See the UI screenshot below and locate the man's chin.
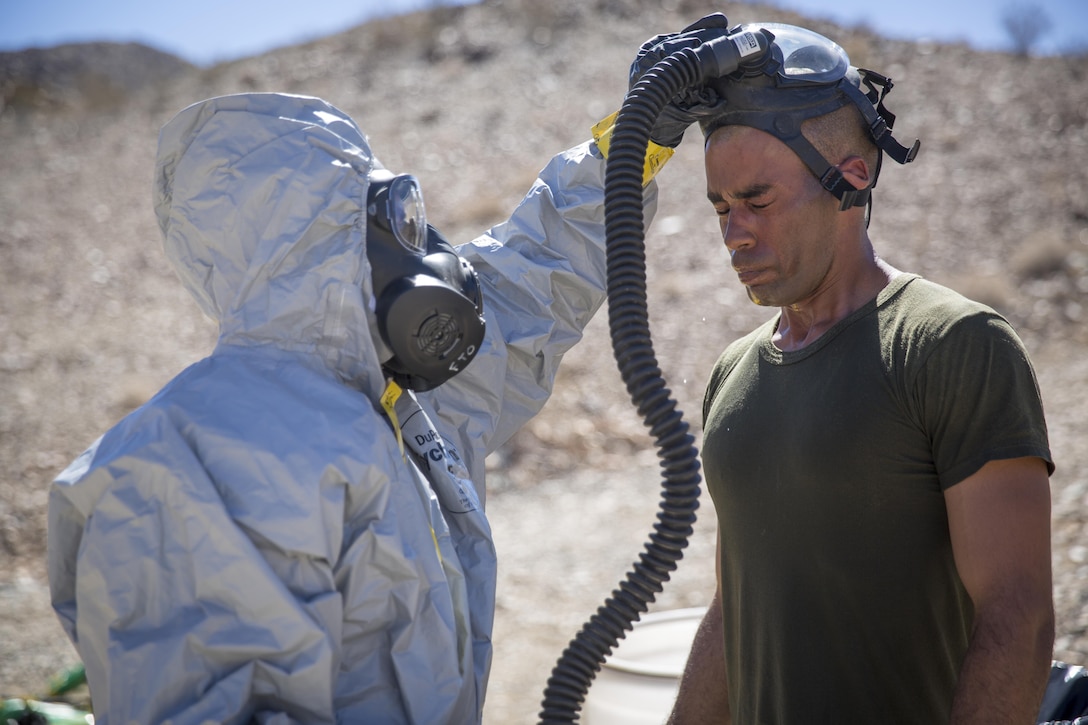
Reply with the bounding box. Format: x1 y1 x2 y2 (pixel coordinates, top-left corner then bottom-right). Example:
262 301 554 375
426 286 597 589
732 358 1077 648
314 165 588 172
745 286 776 307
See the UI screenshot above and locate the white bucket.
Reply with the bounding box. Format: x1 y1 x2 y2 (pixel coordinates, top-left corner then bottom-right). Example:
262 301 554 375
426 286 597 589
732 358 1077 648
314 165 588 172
581 607 707 725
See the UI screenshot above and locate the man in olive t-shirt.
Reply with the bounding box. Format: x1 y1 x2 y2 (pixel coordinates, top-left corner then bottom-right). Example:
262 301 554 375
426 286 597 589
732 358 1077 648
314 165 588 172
699 273 1051 723
636 16 1057 725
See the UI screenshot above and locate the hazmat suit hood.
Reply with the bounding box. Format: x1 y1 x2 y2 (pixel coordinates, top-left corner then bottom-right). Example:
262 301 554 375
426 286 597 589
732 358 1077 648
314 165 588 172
153 92 388 400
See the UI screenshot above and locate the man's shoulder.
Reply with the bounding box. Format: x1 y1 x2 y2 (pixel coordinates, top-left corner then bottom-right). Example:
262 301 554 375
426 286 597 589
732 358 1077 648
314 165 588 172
882 274 1010 340
702 317 776 416
887 274 995 316
881 274 1028 371
714 317 775 370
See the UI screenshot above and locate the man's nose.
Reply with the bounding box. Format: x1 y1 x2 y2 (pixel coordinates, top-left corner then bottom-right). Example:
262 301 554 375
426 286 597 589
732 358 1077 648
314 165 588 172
722 213 754 252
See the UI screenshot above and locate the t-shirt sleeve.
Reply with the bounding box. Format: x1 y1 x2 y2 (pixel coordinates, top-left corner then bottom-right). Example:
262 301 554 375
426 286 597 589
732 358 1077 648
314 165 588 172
913 312 1053 489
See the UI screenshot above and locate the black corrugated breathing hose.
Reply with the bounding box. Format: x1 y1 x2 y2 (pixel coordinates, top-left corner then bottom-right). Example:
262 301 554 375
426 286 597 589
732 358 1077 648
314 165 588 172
537 46 708 725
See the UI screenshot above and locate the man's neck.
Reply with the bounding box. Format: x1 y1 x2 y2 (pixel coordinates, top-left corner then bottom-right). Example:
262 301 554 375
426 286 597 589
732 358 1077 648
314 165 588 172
772 258 898 352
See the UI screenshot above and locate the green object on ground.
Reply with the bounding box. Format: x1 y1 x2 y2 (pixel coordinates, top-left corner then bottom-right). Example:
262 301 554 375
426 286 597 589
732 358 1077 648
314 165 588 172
0 698 93 724
46 664 87 698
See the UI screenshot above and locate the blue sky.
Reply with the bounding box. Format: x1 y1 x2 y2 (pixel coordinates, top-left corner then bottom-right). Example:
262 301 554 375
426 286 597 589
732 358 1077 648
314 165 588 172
1 0 1084 66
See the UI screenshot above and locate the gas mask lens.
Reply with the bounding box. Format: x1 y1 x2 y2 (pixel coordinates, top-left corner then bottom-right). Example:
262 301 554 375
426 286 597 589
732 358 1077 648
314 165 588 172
744 23 849 84
369 173 428 254
386 175 427 254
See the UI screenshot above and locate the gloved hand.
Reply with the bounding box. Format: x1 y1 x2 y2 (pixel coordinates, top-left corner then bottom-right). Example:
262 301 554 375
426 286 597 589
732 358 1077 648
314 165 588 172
629 13 733 148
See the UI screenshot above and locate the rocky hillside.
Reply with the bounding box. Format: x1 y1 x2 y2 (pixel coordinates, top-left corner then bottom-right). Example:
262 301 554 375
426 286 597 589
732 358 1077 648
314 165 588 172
1 0 1086 721
1 41 195 114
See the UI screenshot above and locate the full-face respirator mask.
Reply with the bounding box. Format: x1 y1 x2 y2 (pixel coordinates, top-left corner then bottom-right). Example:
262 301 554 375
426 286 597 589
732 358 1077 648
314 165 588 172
696 21 920 211
364 170 485 392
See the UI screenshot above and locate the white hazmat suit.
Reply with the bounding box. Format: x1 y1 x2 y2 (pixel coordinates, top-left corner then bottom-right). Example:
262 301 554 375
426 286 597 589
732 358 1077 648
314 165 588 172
47 93 657 724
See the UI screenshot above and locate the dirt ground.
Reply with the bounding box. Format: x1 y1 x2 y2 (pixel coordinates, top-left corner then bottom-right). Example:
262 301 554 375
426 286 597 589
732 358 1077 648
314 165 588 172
2 1 1086 722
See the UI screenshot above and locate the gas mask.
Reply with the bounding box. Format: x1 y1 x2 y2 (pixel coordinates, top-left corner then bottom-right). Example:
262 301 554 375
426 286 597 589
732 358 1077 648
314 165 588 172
365 170 485 392
697 22 920 210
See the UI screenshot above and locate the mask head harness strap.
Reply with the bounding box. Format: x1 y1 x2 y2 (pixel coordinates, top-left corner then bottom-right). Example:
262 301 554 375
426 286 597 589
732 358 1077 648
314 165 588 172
836 68 921 208
793 68 921 211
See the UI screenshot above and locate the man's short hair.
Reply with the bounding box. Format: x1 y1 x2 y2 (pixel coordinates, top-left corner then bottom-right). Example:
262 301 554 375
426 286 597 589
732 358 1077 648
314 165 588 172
801 104 879 178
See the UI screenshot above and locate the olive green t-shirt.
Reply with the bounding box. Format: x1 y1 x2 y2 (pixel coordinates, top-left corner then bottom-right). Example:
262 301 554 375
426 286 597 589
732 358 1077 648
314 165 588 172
701 274 1052 724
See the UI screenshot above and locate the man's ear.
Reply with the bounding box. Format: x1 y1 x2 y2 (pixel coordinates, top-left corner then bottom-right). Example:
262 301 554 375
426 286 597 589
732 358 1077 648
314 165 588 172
837 154 871 191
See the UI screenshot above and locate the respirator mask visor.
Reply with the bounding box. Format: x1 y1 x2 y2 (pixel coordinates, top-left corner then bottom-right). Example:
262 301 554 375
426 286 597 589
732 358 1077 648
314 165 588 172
701 22 920 211
373 173 428 254
754 23 850 86
365 171 485 392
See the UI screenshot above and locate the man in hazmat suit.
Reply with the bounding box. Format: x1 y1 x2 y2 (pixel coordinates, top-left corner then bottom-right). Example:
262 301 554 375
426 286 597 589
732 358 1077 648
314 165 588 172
47 92 657 724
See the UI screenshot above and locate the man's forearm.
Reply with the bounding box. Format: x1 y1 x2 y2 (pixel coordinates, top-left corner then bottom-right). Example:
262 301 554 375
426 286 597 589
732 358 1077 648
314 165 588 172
949 600 1055 724
667 592 731 724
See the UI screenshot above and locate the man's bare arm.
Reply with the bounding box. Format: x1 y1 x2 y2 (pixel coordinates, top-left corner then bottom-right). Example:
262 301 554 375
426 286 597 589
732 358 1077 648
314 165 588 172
668 535 731 724
946 457 1054 725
